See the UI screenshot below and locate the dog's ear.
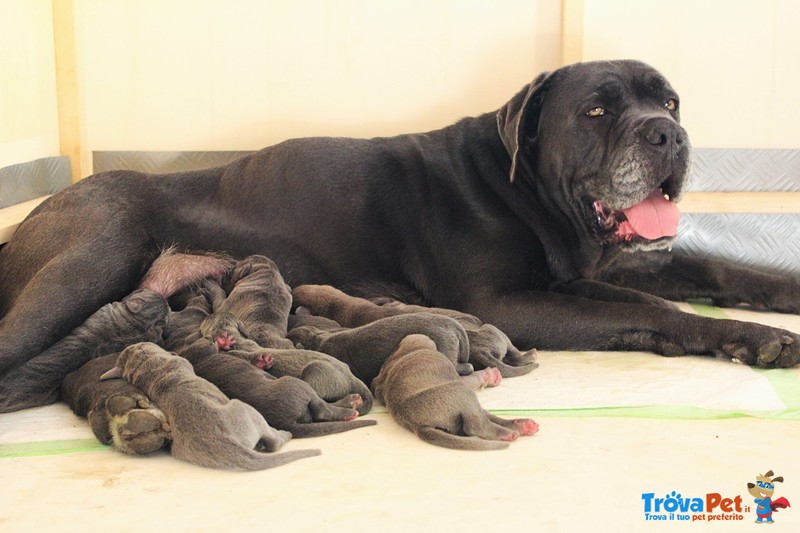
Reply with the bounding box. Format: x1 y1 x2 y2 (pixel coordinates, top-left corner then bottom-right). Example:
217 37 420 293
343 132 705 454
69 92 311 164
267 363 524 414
495 70 555 183
99 366 123 381
772 476 784 483
765 470 775 478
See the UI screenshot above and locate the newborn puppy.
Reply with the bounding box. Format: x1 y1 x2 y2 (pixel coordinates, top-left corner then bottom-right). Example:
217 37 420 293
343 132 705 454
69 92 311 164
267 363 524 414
372 335 538 451
259 344 374 415
162 279 220 352
196 311 274 369
101 342 320 470
292 284 538 376
192 353 377 438
216 255 295 349
287 311 473 384
0 289 168 413
61 353 170 456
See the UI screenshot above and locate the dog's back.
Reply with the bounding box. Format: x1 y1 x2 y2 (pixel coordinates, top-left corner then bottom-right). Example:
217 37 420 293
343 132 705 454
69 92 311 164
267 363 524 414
109 343 320 470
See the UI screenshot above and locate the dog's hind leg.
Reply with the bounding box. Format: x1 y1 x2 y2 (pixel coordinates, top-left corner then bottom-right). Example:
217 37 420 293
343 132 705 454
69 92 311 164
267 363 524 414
485 412 539 436
461 412 520 443
0 212 160 383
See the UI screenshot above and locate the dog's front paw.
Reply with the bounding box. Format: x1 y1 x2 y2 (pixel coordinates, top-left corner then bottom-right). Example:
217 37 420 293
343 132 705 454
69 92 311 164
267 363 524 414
104 394 171 455
717 328 799 368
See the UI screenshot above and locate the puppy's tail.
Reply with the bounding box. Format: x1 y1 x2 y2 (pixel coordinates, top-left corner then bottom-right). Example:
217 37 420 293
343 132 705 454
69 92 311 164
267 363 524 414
285 419 377 438
237 447 321 471
416 426 510 451
491 360 539 378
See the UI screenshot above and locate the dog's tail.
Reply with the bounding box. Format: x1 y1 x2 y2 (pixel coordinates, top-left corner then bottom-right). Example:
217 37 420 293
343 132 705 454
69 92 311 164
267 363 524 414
235 447 321 471
284 418 377 438
416 426 510 451
491 360 539 378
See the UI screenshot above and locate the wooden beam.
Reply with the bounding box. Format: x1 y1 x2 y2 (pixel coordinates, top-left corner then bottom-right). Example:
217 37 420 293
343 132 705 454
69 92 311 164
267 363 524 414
52 0 83 181
561 0 584 65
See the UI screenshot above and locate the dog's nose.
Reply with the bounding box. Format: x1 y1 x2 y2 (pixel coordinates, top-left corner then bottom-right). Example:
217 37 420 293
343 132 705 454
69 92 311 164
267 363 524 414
644 118 685 148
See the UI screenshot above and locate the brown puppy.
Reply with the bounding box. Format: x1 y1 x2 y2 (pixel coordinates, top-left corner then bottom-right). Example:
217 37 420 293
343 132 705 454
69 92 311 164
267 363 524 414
191 353 376 438
287 311 473 384
61 353 170 455
292 284 537 376
100 342 320 470
372 335 538 450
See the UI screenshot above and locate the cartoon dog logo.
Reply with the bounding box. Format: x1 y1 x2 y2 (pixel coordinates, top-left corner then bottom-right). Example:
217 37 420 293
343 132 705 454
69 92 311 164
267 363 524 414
747 470 791 524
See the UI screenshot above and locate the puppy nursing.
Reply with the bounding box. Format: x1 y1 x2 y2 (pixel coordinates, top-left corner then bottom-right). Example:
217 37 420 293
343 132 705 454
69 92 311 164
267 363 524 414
56 252 540 468
101 342 321 470
373 335 537 450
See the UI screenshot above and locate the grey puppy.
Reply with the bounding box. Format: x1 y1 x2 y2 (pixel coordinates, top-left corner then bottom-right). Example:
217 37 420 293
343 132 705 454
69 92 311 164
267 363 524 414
291 284 537 378
191 353 377 438
100 342 321 470
0 289 168 412
287 311 473 385
257 343 374 415
62 353 170 456
372 335 538 450
216 255 296 349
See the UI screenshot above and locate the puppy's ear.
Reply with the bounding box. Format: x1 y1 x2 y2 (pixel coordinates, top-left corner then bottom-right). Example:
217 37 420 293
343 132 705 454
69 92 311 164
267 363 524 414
772 476 784 483
495 70 555 183
99 366 123 380
765 470 774 478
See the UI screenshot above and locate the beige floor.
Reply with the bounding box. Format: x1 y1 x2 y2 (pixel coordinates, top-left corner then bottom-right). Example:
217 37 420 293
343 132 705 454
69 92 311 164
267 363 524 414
1 305 799 532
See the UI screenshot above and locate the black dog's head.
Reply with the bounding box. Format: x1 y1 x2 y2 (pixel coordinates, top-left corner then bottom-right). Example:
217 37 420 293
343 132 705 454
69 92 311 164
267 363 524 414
497 60 691 253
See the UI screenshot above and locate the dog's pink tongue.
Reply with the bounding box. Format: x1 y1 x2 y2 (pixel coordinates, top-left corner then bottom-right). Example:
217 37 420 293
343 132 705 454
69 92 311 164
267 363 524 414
622 191 680 240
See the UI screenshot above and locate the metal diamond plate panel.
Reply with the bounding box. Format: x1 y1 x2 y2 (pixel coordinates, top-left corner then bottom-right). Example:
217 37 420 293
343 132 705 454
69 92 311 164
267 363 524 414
675 214 800 274
690 149 800 192
0 157 72 208
92 151 254 174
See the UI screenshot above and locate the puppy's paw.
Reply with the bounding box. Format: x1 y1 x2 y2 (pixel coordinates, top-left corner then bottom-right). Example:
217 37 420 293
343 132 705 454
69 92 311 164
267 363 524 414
513 418 539 436
332 393 363 410
105 394 171 456
474 367 502 388
498 430 520 443
252 352 274 370
215 330 236 350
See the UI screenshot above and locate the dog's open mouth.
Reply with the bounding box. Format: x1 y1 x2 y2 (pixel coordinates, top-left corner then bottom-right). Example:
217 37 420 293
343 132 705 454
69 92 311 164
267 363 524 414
589 184 681 245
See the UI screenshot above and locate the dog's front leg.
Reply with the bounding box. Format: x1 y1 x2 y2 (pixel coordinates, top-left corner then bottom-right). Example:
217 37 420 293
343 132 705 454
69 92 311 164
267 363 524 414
598 251 800 313
464 290 800 368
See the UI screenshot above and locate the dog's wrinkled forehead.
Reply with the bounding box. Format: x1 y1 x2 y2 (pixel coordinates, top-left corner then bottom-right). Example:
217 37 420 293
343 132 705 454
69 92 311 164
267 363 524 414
549 60 679 117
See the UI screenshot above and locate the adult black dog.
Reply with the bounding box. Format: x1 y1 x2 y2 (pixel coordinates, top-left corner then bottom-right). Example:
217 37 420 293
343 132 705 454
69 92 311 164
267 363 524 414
1 59 799 413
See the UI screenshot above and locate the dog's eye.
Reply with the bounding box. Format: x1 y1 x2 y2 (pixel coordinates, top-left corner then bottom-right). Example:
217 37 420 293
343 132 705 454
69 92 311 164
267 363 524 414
586 107 605 117
665 98 679 112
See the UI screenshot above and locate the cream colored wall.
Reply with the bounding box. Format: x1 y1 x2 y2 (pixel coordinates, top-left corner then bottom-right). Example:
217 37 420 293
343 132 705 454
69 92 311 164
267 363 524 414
72 0 561 175
0 0 60 169
571 0 800 149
